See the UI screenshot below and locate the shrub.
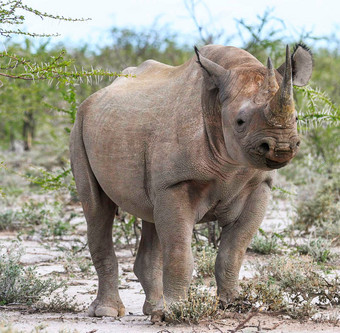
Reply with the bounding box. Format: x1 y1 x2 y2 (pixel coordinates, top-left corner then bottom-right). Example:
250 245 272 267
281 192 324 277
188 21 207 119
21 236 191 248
234 279 286 313
18 200 74 237
0 247 63 305
294 178 340 241
35 287 82 313
166 286 219 323
19 201 49 226
0 245 80 312
230 255 340 318
62 245 93 276
250 229 282 254
296 237 334 263
0 210 18 231
195 245 217 278
113 211 139 244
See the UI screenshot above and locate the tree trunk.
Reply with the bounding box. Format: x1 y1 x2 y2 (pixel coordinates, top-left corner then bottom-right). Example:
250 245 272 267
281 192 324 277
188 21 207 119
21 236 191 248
208 221 217 248
23 110 35 151
9 128 15 151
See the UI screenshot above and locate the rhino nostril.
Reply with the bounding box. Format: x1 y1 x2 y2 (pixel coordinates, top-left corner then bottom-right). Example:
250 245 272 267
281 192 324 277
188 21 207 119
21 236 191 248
258 142 270 155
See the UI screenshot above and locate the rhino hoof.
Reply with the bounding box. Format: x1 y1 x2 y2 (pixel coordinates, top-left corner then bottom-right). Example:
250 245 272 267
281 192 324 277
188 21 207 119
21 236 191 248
150 310 165 323
218 291 239 310
219 299 231 310
143 299 157 315
88 299 125 317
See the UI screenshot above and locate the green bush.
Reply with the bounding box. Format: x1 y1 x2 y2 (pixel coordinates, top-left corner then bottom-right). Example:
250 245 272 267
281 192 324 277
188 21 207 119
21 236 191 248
296 237 334 263
0 245 81 312
0 210 18 231
18 200 74 237
294 178 340 241
0 247 63 305
250 229 282 254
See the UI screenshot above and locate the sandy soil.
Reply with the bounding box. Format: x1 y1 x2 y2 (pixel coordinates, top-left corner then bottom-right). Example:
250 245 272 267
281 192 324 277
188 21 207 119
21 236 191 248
0 200 339 333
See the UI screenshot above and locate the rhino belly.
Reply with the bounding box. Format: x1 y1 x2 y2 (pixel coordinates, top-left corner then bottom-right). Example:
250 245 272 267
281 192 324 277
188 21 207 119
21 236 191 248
87 149 154 222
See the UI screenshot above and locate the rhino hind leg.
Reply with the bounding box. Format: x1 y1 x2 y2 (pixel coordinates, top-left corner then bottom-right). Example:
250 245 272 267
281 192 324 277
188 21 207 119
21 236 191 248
70 111 125 318
72 159 124 317
134 220 163 315
84 196 125 318
81 192 125 318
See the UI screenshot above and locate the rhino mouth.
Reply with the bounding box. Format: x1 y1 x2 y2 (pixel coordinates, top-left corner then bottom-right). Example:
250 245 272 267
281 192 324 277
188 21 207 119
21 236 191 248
265 158 289 169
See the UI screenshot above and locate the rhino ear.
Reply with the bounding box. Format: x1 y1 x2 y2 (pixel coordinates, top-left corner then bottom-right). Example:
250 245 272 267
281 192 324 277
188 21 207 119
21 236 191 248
194 46 230 90
277 43 313 87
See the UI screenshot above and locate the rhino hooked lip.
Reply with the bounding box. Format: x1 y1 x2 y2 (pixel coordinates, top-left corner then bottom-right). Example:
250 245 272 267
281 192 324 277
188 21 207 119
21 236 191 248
265 158 289 169
248 137 297 170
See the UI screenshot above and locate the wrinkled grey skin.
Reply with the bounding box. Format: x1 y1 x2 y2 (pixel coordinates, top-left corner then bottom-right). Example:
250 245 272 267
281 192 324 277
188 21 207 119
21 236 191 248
70 44 313 321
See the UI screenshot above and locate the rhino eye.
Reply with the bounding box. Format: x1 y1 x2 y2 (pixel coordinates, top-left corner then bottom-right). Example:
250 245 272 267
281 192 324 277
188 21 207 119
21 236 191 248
237 119 245 126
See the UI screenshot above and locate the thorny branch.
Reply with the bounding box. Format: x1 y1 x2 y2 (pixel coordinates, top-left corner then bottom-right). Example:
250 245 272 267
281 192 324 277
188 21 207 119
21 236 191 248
0 0 90 37
0 50 127 83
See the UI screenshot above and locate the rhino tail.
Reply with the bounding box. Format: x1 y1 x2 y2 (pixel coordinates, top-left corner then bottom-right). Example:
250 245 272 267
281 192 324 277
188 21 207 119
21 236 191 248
69 104 102 203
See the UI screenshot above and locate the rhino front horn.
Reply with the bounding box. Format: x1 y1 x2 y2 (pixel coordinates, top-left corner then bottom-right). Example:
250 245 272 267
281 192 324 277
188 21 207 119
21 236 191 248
279 45 294 112
265 45 295 126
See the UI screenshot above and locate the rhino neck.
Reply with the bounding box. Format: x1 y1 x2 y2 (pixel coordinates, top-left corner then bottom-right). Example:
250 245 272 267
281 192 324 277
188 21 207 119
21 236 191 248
201 87 239 166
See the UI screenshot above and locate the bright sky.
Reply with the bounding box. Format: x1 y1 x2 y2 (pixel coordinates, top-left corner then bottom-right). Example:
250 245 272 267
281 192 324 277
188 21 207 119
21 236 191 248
4 0 340 50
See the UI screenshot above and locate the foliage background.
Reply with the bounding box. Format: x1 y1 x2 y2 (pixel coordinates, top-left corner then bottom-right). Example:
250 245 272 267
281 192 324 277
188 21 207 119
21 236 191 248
0 0 339 248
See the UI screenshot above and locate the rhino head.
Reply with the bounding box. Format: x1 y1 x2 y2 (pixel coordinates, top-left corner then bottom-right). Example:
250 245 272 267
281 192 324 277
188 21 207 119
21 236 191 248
195 44 313 170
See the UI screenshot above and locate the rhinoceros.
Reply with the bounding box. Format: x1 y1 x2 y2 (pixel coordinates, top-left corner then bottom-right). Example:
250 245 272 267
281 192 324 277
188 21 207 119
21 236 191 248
70 43 312 321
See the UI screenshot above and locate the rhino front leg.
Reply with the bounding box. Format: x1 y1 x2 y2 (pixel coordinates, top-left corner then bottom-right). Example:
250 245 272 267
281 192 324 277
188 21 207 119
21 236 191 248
151 189 196 321
134 220 163 315
84 196 125 318
215 182 271 305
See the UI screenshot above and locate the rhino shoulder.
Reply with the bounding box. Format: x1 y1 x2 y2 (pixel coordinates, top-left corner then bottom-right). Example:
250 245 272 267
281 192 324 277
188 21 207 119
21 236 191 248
135 59 174 79
111 66 137 86
111 59 174 87
122 66 137 75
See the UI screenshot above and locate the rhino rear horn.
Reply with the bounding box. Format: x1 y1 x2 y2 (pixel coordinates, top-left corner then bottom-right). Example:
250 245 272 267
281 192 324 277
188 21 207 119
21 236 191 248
266 57 278 92
254 57 279 104
194 46 230 90
265 45 295 126
277 43 313 87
